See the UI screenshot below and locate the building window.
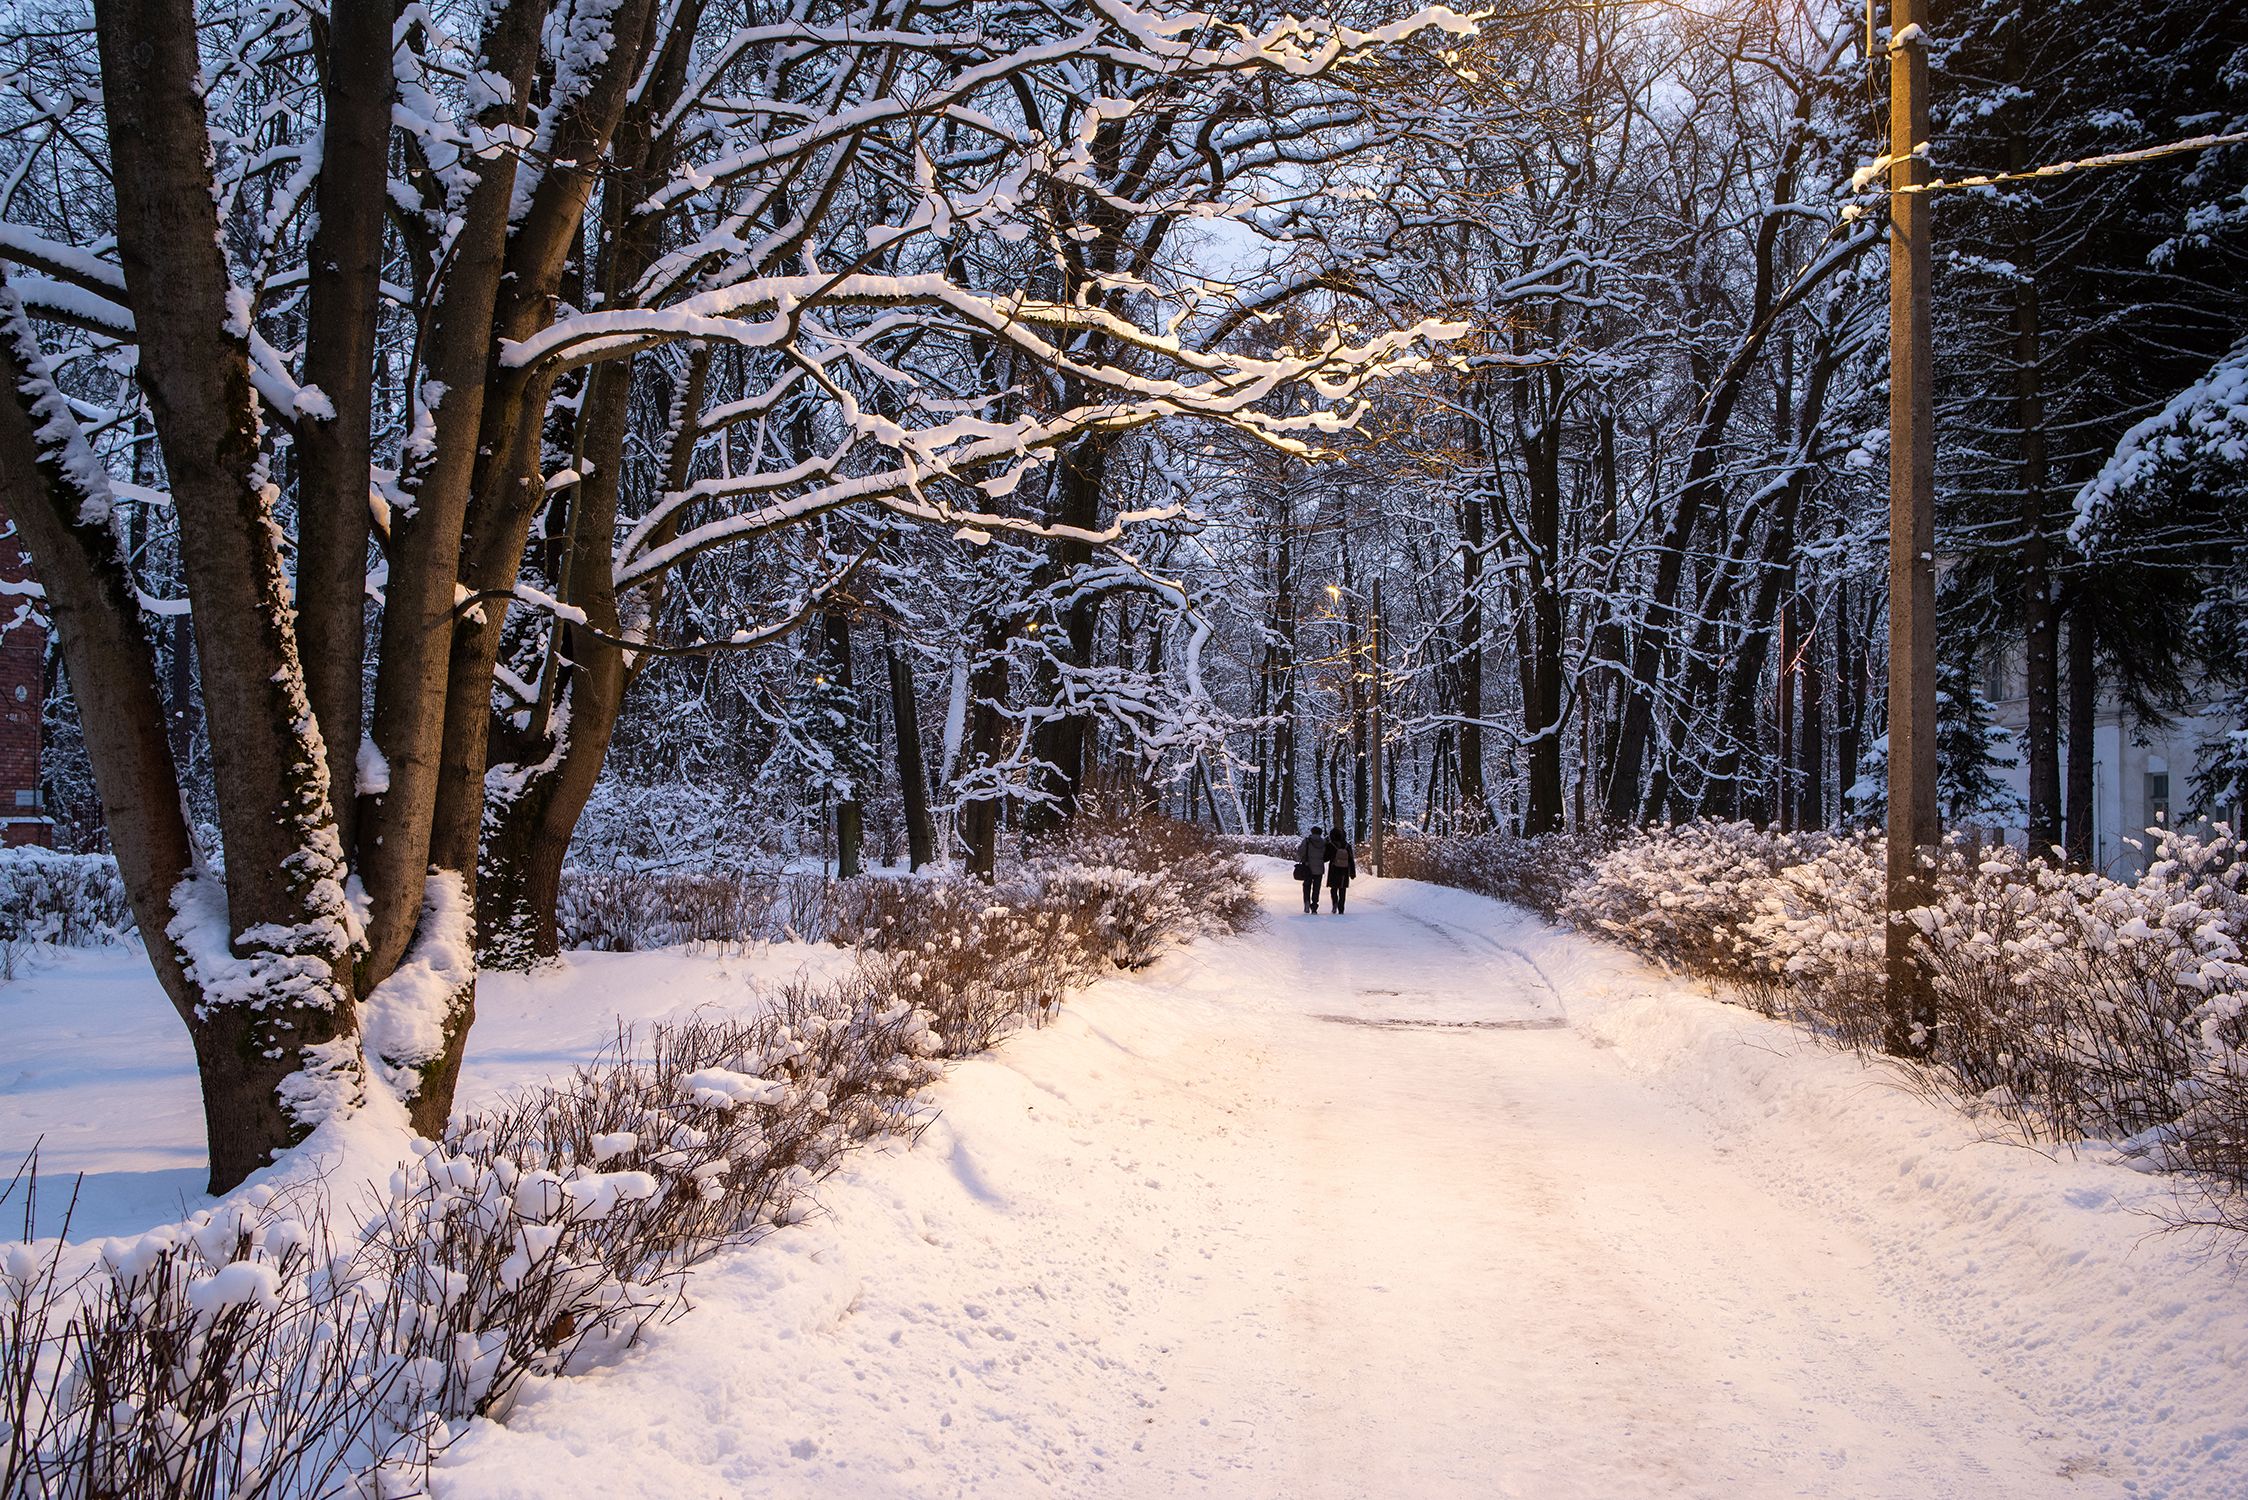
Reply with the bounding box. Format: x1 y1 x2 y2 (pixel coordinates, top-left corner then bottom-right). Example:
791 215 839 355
2147 771 2170 829
1979 648 2010 703
10 789 35 808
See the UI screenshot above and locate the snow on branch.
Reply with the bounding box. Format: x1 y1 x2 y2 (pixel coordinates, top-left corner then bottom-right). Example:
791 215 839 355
2071 338 2248 547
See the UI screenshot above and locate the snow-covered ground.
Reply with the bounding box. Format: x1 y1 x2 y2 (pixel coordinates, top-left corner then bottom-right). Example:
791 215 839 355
8 862 2247 1496
0 942 854 1240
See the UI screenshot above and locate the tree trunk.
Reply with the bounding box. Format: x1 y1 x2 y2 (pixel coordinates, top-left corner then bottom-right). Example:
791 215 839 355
961 622 1010 880
888 632 936 869
1777 583 1797 830
471 13 705 951
1025 434 1111 835
1587 410 1625 818
358 0 545 983
482 349 707 966
825 608 864 878
94 0 364 1188
1836 581 1866 822
1273 501 1299 835
1457 403 1490 823
1799 593 1826 830
2065 605 2097 866
1522 417 1566 836
296 5 393 853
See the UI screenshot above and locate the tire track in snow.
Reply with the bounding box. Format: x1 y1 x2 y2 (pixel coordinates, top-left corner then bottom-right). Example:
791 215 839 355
1394 906 1571 1026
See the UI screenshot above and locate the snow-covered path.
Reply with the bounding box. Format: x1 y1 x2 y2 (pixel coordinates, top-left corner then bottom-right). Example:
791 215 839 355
439 864 2248 1499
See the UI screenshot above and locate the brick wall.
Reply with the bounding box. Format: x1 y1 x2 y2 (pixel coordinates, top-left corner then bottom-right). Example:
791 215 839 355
0 494 50 846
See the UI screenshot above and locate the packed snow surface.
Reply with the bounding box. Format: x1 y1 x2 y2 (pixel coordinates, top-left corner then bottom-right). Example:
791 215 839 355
420 862 2246 1499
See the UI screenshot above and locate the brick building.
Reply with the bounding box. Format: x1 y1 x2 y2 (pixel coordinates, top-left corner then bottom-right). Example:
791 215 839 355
0 493 50 846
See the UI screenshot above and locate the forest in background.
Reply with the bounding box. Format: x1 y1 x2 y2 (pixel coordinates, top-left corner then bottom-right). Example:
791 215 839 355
33 0 2243 875
1 0 2243 1186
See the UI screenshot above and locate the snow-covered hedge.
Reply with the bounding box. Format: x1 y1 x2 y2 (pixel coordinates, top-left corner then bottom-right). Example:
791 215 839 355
825 815 1260 1038
1398 819 2248 1224
1561 823 1884 1030
1558 821 2248 1165
1385 825 1620 922
556 865 829 953
1035 808 1259 953
561 810 1258 969
0 847 135 967
1 823 1257 1493
0 979 944 1495
1910 830 2248 1162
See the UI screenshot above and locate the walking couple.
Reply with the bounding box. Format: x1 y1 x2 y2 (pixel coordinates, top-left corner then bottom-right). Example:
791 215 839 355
1293 828 1357 915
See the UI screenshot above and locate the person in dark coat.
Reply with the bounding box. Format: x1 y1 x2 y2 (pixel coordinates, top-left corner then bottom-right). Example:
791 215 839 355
1294 827 1328 914
1325 832 1357 914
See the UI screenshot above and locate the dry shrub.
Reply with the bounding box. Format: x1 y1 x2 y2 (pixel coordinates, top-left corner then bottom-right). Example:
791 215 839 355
556 810 1255 965
1 1163 435 1496
828 808 1256 986
834 880 1105 1053
1 982 945 1498
556 866 830 954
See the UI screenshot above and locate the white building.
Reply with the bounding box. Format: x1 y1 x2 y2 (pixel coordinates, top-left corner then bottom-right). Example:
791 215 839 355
1978 640 2241 876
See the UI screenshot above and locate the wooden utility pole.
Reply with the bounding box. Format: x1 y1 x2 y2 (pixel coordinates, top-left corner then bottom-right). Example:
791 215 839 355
1885 0 1939 1054
1371 575 1385 876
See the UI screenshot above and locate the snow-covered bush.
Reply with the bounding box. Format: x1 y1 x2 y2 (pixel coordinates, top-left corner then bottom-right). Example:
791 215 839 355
1564 823 2247 1147
1385 826 1620 918
1911 829 2248 1154
1031 808 1260 949
0 1181 435 1495
556 866 830 953
1730 830 1888 1046
0 981 944 1497
1398 818 2248 1228
1560 820 1894 1046
561 811 1256 975
1562 821 1819 982
833 878 1107 1052
0 848 136 970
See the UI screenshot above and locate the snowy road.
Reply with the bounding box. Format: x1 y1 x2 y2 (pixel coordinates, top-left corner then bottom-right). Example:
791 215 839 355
440 863 2248 1499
